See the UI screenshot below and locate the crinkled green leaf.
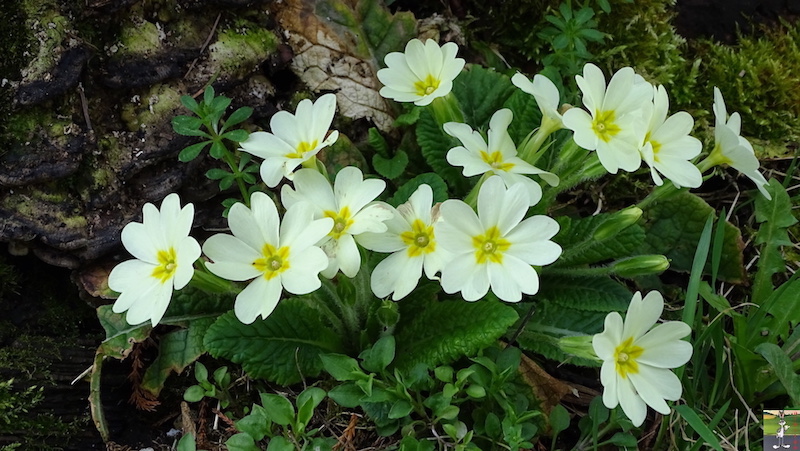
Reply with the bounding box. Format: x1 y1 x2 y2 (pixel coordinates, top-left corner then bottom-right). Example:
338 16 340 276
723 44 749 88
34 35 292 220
373 150 408 180
536 275 631 311
393 290 519 372
755 343 800 406
393 107 421 127
514 301 605 367
640 191 745 283
96 305 152 359
368 127 390 158
141 318 215 396
502 89 544 145
417 108 467 194
752 179 798 304
388 173 448 207
452 65 516 129
553 213 645 267
204 298 344 385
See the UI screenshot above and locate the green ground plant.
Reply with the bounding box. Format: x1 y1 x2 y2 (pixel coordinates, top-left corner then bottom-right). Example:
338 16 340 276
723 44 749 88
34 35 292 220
76 1 800 450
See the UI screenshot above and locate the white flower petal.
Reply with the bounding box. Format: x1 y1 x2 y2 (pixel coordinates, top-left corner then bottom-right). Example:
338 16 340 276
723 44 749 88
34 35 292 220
235 276 282 324
281 247 328 295
618 375 647 427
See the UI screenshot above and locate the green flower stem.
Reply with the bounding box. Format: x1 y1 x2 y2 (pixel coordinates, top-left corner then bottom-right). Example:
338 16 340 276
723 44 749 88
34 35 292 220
222 149 251 207
323 277 363 344
636 182 682 211
430 93 464 126
313 279 349 337
535 146 604 212
189 265 239 294
540 264 615 278
518 116 563 164
463 173 490 209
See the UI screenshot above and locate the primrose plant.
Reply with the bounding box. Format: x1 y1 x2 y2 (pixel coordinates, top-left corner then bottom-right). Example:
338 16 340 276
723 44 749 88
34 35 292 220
96 35 776 447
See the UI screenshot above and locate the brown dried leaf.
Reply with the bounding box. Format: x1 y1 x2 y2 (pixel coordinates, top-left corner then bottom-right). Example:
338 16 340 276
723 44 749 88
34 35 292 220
274 0 417 132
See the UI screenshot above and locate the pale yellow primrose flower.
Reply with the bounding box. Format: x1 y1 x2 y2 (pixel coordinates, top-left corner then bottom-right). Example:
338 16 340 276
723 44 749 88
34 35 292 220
377 39 465 106
639 85 703 188
281 167 393 279
357 184 451 300
202 192 333 324
108 193 201 326
436 176 562 302
511 72 564 128
239 93 339 187
592 291 692 427
709 87 771 199
563 63 652 174
444 109 558 206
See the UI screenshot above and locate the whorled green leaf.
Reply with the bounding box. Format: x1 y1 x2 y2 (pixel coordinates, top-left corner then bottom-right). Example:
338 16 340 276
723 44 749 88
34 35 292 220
640 191 745 283
552 213 645 267
393 291 519 372
752 179 798 304
514 301 605 367
204 298 345 385
536 275 631 312
502 89 544 145
388 173 448 207
141 317 216 396
755 343 800 406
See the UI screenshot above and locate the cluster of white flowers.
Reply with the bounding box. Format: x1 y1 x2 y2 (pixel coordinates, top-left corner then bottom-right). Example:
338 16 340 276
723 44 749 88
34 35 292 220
559 62 770 194
108 37 777 428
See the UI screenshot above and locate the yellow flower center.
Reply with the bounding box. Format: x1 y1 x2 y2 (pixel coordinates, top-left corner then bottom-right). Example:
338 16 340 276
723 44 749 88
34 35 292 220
414 74 441 96
614 336 644 379
152 248 178 284
252 243 291 280
400 219 436 257
592 110 621 143
285 139 318 159
480 151 515 172
472 226 511 264
644 132 663 163
324 206 354 239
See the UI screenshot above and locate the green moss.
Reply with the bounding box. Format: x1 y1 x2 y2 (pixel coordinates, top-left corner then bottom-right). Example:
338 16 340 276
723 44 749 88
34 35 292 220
694 22 800 144
209 19 279 77
594 0 699 106
121 83 182 131
118 18 163 57
19 0 72 82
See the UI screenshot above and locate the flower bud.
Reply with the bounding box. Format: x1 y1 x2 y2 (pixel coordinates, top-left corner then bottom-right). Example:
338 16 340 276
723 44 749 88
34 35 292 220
593 207 643 241
612 255 670 277
558 335 600 362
